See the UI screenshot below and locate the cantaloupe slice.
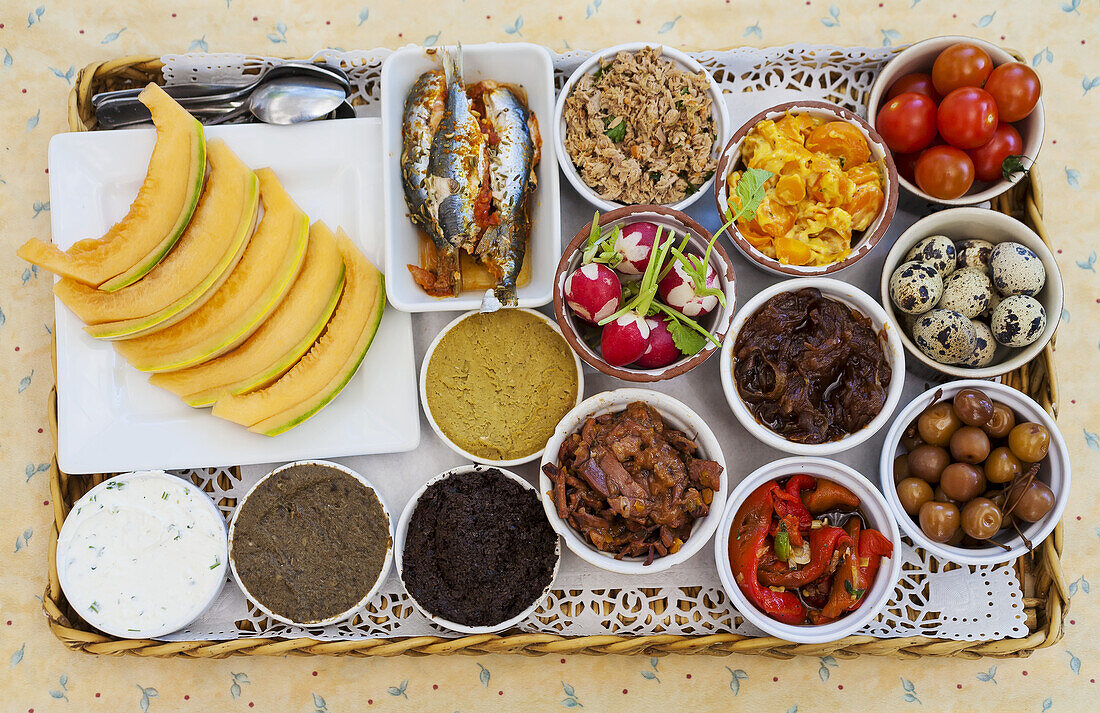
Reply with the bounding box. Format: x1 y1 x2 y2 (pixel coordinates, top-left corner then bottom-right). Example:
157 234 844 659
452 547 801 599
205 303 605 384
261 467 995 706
59 140 260 341
115 169 309 372
211 226 384 434
148 222 345 407
18 84 206 289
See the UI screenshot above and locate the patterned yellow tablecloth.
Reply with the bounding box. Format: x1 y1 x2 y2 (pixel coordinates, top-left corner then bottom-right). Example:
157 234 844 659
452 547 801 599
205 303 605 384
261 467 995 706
2 1 1097 711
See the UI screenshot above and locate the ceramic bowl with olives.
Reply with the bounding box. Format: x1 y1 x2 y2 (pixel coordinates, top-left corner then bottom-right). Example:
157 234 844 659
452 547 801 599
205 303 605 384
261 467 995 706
878 380 1069 565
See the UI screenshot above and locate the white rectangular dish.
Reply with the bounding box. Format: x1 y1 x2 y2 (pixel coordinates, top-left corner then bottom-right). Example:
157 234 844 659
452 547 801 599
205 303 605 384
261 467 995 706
379 42 561 312
50 118 420 474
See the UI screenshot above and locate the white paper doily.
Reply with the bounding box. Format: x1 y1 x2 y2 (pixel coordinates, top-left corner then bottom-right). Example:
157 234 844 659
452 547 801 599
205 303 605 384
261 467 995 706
151 46 1027 644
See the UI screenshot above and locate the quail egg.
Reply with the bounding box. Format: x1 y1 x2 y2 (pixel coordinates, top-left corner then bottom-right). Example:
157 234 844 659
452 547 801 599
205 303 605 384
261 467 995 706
890 261 943 315
990 242 1046 296
955 239 994 275
961 319 998 368
937 267 993 319
905 235 957 277
991 294 1046 347
912 309 977 365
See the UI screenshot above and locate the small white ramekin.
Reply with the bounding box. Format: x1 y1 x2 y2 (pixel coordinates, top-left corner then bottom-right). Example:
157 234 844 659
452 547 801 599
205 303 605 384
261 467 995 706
713 457 902 644
393 464 561 635
879 380 1069 566
228 460 393 628
866 35 1045 206
720 278 906 455
420 308 584 466
879 207 1063 380
554 43 730 212
539 388 728 574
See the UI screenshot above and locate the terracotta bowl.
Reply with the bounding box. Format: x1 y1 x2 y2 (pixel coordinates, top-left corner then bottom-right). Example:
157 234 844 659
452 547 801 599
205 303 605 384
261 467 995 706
552 205 737 382
713 100 899 277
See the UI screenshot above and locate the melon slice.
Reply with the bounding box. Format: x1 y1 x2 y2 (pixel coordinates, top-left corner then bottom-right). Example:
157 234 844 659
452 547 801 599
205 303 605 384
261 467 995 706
115 168 309 372
211 226 385 434
18 84 205 289
148 222 345 407
59 140 260 341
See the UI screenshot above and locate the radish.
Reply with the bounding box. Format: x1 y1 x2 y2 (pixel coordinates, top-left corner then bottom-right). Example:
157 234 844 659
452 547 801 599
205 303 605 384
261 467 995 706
564 262 622 324
634 317 681 368
658 258 721 318
600 313 650 367
614 221 660 275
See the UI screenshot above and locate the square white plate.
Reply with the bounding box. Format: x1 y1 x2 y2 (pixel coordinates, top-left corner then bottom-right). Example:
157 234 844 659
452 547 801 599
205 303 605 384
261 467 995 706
380 42 560 312
50 118 420 474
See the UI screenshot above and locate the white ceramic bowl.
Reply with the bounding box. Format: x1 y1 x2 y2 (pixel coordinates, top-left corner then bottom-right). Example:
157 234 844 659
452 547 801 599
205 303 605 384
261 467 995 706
720 278 906 455
380 42 560 312
867 35 1045 206
420 308 584 466
713 100 899 277
539 388 728 574
552 205 737 382
879 380 1069 566
56 470 228 639
228 460 393 627
554 43 730 212
393 464 561 634
879 207 1063 379
714 457 902 644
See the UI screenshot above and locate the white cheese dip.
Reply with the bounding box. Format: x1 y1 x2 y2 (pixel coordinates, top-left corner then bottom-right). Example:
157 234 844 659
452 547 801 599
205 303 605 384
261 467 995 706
56 470 228 638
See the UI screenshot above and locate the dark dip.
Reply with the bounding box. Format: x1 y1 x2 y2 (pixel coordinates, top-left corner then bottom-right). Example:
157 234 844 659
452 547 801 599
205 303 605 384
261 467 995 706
734 287 891 444
401 468 558 627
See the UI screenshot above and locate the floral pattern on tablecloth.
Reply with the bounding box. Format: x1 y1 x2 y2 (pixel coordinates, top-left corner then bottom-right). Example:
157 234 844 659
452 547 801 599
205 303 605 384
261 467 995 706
1 2 1097 711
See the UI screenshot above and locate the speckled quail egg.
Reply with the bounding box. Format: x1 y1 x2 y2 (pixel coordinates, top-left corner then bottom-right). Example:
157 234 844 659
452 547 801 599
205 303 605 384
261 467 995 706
905 235 957 277
890 261 943 315
937 267 993 319
990 242 1046 296
912 308 977 365
955 239 994 275
961 319 998 368
991 294 1046 347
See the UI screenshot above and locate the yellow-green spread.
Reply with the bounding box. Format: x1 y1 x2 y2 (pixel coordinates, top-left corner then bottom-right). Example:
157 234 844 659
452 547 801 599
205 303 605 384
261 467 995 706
425 310 579 461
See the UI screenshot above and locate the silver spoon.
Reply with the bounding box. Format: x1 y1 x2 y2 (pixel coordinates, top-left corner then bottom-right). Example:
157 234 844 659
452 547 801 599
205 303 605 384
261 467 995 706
206 75 349 125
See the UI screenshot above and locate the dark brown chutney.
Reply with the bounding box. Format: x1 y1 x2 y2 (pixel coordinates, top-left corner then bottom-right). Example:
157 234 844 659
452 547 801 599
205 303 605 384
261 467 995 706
733 287 891 444
231 463 391 625
401 468 558 627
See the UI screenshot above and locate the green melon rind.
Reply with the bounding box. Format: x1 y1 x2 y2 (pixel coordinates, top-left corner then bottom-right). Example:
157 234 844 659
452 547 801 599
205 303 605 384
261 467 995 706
131 211 310 373
83 171 260 341
98 121 207 292
195 266 346 406
249 274 385 436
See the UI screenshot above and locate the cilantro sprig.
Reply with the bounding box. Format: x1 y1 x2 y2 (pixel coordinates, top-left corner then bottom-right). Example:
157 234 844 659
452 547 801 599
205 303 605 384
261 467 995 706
727 167 775 223
604 116 626 143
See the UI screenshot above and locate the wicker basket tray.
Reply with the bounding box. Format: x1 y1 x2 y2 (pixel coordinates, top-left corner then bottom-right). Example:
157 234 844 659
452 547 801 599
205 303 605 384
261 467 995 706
43 50 1066 659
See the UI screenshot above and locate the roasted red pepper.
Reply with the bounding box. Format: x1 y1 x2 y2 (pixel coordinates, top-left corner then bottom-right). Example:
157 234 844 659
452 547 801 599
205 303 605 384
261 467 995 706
771 475 814 531
854 528 894 602
729 483 805 625
758 525 850 588
801 479 861 515
821 519 894 619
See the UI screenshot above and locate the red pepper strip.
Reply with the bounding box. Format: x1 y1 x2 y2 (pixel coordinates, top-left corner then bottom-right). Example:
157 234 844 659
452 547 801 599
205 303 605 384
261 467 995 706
771 477 814 532
801 479 861 515
821 519 863 620
846 529 894 612
729 484 805 625
758 525 850 588
770 513 805 548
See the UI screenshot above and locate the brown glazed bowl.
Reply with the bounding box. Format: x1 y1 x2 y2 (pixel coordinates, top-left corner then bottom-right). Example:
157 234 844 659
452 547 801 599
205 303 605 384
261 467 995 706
552 205 736 382
713 100 899 277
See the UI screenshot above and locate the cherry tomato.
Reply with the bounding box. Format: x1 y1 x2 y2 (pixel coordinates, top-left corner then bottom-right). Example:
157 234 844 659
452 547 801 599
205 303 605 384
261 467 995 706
967 123 1024 183
894 150 922 184
886 72 942 103
876 92 938 154
915 145 975 199
984 62 1042 122
932 43 994 96
937 87 999 149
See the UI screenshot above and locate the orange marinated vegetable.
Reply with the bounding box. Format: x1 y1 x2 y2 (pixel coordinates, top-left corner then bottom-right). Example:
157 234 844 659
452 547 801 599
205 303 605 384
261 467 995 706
726 112 885 267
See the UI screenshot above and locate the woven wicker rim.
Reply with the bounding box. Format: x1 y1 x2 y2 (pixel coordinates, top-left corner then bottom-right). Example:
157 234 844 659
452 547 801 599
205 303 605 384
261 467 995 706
43 50 1067 658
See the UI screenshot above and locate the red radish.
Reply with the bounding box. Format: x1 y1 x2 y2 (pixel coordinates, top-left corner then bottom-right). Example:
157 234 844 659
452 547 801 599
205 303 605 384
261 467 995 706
564 262 622 324
600 313 650 367
614 221 659 275
658 259 720 318
635 317 681 369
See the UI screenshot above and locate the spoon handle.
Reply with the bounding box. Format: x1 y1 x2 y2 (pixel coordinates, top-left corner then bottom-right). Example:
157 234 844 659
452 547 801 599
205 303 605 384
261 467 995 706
92 83 249 107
